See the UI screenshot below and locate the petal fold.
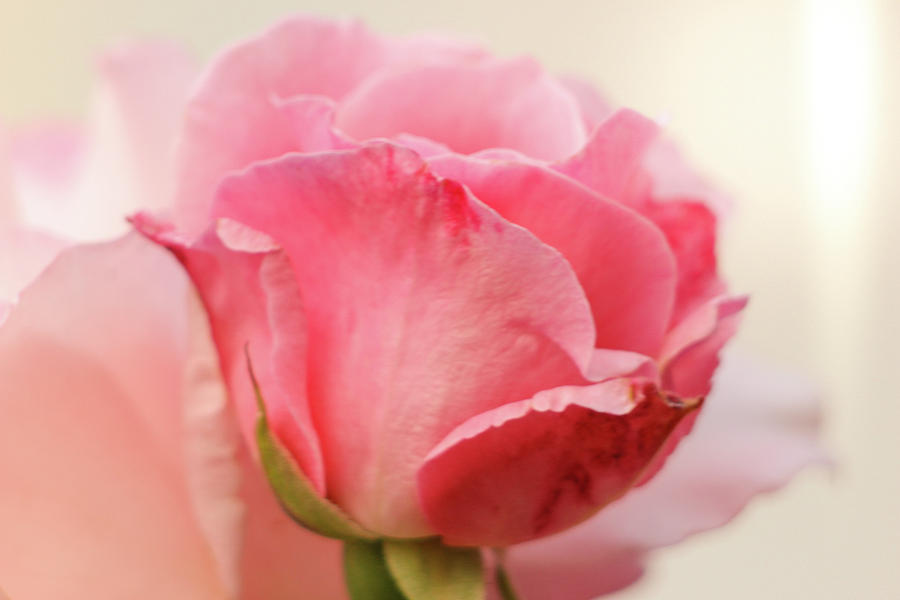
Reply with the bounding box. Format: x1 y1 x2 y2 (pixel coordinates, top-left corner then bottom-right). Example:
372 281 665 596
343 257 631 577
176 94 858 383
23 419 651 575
419 379 700 546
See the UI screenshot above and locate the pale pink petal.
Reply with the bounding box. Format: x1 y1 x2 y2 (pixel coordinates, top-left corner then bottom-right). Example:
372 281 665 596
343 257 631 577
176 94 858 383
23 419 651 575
133 214 325 494
555 108 660 204
5 123 83 236
503 351 825 600
175 93 354 234
212 143 595 537
0 234 225 599
182 294 347 599
418 380 699 546
661 295 748 397
0 126 17 222
556 75 615 134
0 227 67 305
428 154 677 355
336 58 587 161
13 43 196 240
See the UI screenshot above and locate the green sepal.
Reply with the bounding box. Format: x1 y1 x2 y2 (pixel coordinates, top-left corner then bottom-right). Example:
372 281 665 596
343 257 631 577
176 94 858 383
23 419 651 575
248 349 377 541
383 538 485 600
344 540 407 600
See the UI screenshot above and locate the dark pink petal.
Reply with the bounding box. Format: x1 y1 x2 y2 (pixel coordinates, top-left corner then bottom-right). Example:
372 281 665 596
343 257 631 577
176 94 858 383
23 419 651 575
555 110 727 332
661 295 748 397
428 154 677 355
418 379 699 546
0 235 225 598
132 214 325 494
503 351 825 600
336 58 587 161
212 143 595 536
644 199 725 325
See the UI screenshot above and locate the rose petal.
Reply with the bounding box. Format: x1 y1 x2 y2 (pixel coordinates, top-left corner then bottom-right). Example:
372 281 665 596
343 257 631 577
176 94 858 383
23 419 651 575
133 214 326 494
40 43 195 240
556 75 615 134
0 234 225 599
212 142 596 536
428 154 677 355
503 350 825 600
418 379 699 546
0 227 67 305
336 57 587 161
643 199 725 325
661 295 748 397
555 108 660 203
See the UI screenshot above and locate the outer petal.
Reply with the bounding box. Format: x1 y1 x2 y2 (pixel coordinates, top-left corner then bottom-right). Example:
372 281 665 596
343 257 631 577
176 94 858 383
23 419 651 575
555 75 614 134
174 15 484 233
503 351 826 600
555 109 726 327
555 109 660 208
661 295 748 397
133 214 326 495
418 380 699 546
336 58 587 161
0 235 225 599
428 154 677 355
213 143 596 537
0 227 67 306
0 126 14 221
17 43 196 240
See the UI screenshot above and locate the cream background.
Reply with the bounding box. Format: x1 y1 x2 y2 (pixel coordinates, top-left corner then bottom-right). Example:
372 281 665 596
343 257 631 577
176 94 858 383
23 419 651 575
1 0 897 597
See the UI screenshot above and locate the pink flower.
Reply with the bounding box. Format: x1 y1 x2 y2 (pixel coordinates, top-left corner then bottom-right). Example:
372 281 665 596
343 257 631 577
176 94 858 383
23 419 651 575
127 14 825 598
0 15 824 600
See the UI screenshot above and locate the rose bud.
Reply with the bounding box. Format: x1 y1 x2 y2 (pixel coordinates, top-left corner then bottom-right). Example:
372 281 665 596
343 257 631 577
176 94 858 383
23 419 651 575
126 15 825 600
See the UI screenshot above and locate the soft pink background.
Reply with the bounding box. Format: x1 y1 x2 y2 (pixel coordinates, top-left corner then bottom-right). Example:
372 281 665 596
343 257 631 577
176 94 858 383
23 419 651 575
1 0 897 597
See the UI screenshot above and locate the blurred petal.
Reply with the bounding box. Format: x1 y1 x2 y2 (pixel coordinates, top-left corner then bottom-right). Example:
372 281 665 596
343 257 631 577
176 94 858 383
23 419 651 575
556 75 614 134
14 42 196 240
419 380 698 546
336 58 587 160
504 350 825 599
428 154 677 355
0 234 225 599
212 143 595 536
0 227 67 305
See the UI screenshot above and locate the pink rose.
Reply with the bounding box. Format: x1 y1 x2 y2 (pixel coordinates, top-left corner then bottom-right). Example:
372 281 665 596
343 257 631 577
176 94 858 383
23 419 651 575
125 15 826 599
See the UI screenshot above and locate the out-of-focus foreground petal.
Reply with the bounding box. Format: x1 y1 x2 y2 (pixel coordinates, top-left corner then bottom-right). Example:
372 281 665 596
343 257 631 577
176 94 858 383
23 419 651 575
12 42 196 240
0 235 225 599
503 350 826 600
